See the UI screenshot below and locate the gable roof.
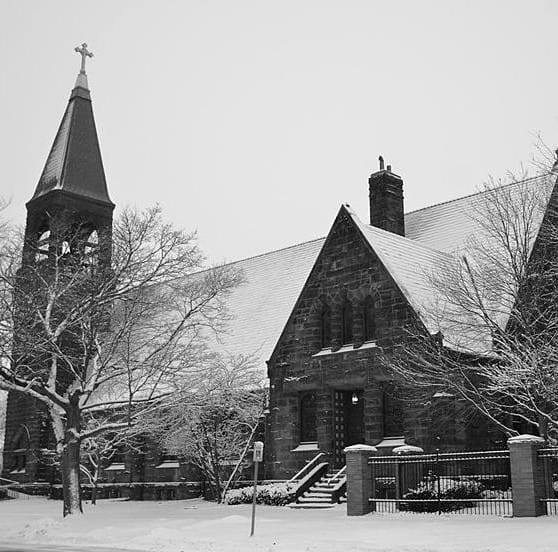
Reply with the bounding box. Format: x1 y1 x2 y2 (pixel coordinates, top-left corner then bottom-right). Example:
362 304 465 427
347 206 492 353
405 176 551 254
210 174 556 367
30 78 113 207
208 238 325 362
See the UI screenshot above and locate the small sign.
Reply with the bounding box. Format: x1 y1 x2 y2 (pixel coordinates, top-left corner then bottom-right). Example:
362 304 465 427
253 441 264 462
250 441 264 537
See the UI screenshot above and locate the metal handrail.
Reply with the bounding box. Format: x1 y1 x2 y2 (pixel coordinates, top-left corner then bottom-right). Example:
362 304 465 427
0 476 19 487
288 452 326 483
329 465 346 481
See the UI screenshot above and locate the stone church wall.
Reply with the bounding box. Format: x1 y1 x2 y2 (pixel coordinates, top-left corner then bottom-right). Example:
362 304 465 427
267 210 424 479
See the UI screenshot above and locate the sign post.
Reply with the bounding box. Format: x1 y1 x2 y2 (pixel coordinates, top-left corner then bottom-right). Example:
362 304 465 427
250 441 264 537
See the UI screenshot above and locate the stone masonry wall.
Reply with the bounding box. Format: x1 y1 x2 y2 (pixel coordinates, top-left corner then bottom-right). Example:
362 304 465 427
267 209 423 479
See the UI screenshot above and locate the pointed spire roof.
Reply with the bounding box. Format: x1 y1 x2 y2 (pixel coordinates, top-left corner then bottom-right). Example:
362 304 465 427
30 44 113 207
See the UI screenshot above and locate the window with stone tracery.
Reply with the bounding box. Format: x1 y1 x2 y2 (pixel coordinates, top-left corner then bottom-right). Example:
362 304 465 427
363 296 376 341
320 303 331 348
342 300 353 344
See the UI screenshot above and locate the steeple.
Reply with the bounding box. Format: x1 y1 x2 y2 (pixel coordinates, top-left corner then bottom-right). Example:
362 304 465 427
29 43 113 207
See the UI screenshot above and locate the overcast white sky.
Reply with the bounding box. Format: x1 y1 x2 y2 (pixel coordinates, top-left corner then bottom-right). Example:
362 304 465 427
1 0 558 264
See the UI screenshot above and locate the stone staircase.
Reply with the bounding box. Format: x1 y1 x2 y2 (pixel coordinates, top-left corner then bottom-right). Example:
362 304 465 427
289 467 346 509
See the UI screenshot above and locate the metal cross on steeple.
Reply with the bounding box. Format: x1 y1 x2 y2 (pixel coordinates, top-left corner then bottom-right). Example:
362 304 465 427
74 43 93 74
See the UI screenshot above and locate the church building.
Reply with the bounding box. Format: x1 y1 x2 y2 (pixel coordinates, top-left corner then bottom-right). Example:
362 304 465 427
3 48 557 492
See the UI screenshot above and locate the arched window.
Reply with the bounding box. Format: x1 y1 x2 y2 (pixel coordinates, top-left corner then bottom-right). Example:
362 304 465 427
320 303 331 348
35 230 50 262
10 431 28 474
363 296 376 341
83 230 99 267
342 300 353 344
300 392 317 442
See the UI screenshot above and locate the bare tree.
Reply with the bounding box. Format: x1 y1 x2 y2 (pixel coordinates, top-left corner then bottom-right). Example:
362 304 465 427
0 197 12 475
78 427 143 505
384 168 558 443
144 352 266 502
0 390 5 475
0 205 242 515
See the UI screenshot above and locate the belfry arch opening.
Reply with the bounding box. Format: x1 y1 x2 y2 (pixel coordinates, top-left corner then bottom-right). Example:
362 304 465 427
35 229 50 262
83 229 99 267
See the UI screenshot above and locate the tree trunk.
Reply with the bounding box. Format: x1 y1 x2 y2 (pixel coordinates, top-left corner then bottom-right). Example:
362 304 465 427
91 483 97 506
61 402 83 516
212 453 222 503
61 440 83 515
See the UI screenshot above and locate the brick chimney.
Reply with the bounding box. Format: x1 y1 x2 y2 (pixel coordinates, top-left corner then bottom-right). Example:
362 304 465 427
368 156 405 236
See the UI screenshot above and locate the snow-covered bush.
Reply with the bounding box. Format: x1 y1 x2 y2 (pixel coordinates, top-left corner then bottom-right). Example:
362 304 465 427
399 477 484 512
481 488 510 500
224 482 296 506
374 476 395 498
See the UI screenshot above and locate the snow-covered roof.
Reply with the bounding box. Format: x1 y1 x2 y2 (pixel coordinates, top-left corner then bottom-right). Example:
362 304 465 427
31 78 113 206
405 175 550 254
209 174 556 367
209 238 324 363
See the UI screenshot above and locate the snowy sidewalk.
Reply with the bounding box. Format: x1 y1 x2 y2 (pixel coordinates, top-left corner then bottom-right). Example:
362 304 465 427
1 497 558 552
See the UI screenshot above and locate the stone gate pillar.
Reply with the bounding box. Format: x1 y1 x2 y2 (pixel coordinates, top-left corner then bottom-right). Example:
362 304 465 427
508 434 546 517
345 444 377 516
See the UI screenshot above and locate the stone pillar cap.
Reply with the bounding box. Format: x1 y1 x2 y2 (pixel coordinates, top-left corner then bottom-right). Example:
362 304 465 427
507 434 545 444
344 444 377 453
393 445 424 455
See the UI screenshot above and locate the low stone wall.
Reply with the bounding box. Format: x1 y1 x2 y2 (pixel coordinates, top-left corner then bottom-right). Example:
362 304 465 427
48 481 202 501
3 483 51 496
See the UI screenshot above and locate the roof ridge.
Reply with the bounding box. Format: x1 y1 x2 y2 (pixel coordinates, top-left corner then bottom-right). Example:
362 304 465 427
404 173 549 217
343 204 453 259
210 236 325 269
362 221 454 259
58 99 75 190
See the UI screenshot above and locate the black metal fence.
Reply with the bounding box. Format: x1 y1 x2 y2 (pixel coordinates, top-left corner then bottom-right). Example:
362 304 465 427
368 450 512 515
539 447 558 515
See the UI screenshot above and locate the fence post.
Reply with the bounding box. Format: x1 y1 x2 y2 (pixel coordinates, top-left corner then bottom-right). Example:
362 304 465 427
344 444 377 516
393 445 424 508
508 434 546 517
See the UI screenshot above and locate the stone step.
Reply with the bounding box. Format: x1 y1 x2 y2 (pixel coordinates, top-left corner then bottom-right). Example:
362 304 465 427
307 489 333 496
316 479 344 487
288 502 335 509
298 497 332 504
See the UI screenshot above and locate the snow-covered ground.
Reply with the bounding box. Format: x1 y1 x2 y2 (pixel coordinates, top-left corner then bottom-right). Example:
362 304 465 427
1 497 558 552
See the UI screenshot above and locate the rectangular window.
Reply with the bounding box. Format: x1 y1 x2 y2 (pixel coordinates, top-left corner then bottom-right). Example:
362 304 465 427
300 392 317 442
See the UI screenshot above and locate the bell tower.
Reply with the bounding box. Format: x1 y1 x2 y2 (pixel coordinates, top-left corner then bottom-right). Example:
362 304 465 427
23 43 114 270
2 44 114 483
